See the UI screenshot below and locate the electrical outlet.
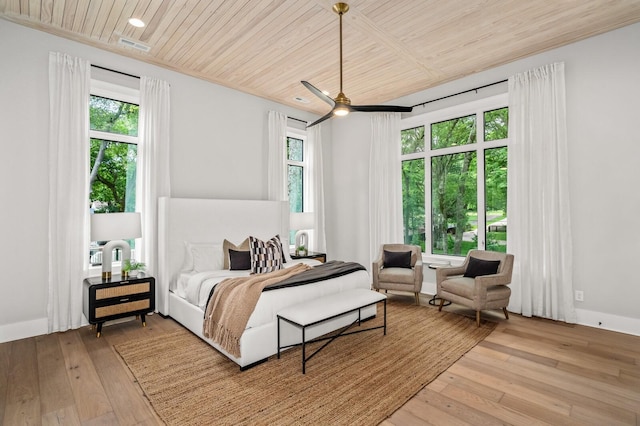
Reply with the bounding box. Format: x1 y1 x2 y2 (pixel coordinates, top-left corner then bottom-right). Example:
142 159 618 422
575 290 584 302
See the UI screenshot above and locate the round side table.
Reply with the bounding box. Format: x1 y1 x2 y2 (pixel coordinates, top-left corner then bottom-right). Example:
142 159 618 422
428 262 452 307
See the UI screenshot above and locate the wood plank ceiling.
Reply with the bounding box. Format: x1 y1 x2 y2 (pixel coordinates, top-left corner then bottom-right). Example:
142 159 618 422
2 0 640 115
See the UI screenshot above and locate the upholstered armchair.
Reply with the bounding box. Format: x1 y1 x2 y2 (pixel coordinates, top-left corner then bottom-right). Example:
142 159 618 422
436 250 514 326
372 244 423 305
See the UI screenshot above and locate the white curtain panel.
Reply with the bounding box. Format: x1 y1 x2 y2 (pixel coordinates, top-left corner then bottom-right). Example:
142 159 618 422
369 112 404 266
137 77 171 280
307 124 327 252
507 62 576 323
47 52 91 333
267 111 288 201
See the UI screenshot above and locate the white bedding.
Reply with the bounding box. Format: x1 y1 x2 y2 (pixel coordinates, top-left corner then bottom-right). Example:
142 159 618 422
176 259 370 331
177 259 322 308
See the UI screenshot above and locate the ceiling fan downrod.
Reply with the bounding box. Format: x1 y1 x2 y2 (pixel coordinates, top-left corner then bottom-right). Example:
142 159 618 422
333 3 350 108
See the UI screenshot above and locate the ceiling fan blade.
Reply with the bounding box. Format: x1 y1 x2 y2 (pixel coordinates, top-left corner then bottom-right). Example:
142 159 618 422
351 104 413 113
306 111 335 128
301 81 335 107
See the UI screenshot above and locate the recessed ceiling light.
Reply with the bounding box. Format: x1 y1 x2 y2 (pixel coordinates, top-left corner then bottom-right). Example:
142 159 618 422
294 96 310 104
128 18 146 28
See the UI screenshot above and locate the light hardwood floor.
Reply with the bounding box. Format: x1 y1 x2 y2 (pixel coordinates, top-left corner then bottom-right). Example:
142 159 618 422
1 294 639 425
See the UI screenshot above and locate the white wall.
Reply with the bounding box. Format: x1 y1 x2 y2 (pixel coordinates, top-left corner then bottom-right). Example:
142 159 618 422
0 19 319 341
326 23 640 334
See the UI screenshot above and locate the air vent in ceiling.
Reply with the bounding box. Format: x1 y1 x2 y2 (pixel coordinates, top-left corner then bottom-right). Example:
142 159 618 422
118 37 151 53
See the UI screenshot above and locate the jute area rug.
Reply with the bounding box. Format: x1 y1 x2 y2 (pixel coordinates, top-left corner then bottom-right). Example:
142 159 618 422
115 299 495 425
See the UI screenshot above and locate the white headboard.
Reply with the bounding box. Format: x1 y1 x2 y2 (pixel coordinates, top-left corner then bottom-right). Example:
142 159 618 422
157 197 289 314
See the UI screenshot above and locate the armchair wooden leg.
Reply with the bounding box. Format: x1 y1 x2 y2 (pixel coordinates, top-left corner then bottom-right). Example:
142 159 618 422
438 298 445 311
476 311 481 327
503 307 509 320
414 292 420 305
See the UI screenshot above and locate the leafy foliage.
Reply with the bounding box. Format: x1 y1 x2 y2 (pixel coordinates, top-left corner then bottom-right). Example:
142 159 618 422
287 137 304 214
89 96 139 213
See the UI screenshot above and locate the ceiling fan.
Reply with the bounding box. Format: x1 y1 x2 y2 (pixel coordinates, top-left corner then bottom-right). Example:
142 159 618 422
302 2 413 128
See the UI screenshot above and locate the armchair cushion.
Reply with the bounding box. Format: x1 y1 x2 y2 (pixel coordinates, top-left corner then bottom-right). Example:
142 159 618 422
439 277 475 298
379 267 416 285
383 250 412 269
463 257 500 278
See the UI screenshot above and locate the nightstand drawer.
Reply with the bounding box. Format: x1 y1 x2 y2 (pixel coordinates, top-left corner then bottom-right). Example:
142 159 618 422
95 282 150 300
95 299 151 319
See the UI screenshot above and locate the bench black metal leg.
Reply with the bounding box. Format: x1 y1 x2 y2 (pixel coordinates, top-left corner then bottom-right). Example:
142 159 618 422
383 299 387 335
302 327 306 374
277 317 281 359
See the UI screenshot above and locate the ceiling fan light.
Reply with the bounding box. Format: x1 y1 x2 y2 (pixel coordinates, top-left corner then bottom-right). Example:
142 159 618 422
334 106 349 116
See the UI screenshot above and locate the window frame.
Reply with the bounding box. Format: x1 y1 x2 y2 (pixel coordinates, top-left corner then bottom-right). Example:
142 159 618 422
88 79 141 272
401 93 509 261
286 127 309 248
286 127 308 211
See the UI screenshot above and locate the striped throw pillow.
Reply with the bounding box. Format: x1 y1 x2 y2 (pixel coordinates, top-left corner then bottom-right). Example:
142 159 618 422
249 235 284 274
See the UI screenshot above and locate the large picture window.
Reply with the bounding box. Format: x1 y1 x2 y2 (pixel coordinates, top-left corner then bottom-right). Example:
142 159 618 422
401 95 508 257
89 87 140 266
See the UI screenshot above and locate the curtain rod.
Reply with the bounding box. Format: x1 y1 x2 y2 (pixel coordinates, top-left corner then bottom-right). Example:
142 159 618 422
411 79 508 109
91 64 140 80
288 116 308 124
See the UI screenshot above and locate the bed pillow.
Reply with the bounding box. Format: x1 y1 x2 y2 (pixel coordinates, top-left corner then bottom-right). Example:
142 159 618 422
223 238 250 269
273 234 288 264
249 235 284 274
182 242 223 272
229 248 251 271
383 250 412 268
463 257 500 278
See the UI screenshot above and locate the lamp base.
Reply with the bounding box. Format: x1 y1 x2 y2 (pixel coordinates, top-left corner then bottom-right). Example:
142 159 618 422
295 231 308 253
101 239 132 281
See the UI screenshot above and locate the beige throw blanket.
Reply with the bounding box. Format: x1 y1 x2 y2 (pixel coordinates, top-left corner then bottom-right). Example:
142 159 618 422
203 263 311 357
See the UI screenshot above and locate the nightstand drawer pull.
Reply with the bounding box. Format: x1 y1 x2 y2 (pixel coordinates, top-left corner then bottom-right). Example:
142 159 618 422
120 298 129 302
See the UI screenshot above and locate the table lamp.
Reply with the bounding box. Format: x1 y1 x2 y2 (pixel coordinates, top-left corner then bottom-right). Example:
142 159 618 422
91 212 142 279
290 212 314 254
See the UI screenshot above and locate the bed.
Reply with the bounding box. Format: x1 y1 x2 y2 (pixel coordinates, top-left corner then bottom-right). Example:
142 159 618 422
157 197 374 369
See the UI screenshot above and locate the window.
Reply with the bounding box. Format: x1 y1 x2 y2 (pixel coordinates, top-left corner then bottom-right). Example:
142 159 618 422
89 82 140 266
401 95 508 257
287 135 304 213
286 130 308 244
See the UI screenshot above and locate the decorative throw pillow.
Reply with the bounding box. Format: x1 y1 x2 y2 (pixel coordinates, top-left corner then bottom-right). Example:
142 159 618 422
229 248 251 271
383 250 412 268
463 257 500 278
222 238 250 270
273 234 288 264
249 235 284 274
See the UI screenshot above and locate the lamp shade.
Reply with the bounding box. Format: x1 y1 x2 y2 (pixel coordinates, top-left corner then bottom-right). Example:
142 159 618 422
289 212 314 230
91 212 142 241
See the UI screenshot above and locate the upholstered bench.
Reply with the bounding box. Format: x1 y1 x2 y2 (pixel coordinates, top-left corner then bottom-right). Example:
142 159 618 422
277 288 387 373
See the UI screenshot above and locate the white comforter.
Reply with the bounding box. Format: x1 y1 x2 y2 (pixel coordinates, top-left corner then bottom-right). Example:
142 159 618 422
175 259 370 330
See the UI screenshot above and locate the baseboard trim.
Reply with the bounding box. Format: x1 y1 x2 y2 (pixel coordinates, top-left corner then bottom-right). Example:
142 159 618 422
420 282 639 337
0 317 48 343
575 308 640 337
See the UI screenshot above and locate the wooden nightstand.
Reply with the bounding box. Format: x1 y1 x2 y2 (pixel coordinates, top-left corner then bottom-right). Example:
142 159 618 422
290 251 327 263
83 274 155 337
